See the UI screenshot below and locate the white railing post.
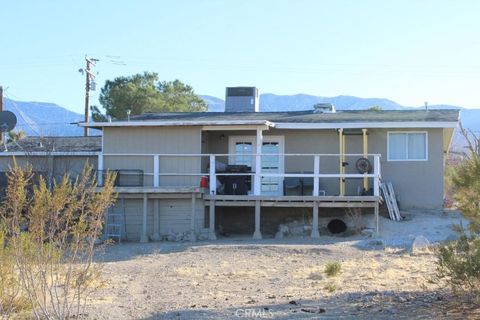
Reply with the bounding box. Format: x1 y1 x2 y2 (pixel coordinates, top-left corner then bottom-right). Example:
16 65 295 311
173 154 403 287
209 155 216 195
313 155 320 196
97 154 104 186
153 155 160 187
374 155 380 196
254 128 263 196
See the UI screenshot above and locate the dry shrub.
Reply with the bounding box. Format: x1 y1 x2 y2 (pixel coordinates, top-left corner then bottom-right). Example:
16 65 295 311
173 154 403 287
0 225 31 319
0 162 116 319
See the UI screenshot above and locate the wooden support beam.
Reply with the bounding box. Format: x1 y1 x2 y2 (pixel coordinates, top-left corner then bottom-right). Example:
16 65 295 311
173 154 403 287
209 155 216 195
253 200 262 239
313 155 320 196
338 128 344 196
362 129 368 190
374 156 380 197
151 199 160 241
311 201 320 238
97 154 104 186
254 128 263 196
140 193 149 243
189 193 197 242
153 155 160 187
208 200 217 240
374 201 379 236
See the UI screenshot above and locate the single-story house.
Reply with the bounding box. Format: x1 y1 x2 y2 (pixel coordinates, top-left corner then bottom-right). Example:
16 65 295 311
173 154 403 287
77 87 459 242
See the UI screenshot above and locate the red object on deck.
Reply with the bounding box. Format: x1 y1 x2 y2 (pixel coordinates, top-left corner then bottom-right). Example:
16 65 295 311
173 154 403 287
200 176 209 188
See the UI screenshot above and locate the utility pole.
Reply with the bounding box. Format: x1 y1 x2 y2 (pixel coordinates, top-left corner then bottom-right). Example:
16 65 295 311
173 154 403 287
81 56 99 136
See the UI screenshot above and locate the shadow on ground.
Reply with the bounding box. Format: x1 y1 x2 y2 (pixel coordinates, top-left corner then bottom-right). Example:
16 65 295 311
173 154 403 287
94 235 368 263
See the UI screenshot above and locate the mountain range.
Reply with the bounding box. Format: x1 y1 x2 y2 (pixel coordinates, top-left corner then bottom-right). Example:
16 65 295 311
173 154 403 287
2 95 479 146
2 98 85 136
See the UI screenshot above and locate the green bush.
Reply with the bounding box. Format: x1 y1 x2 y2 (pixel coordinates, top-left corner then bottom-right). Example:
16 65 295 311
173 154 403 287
436 230 480 296
436 128 480 298
324 262 341 277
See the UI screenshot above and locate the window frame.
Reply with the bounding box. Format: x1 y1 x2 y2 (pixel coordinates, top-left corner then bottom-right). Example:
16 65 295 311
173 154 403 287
387 131 428 162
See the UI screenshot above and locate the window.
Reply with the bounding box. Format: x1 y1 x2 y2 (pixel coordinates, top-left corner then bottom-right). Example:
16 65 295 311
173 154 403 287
388 132 427 161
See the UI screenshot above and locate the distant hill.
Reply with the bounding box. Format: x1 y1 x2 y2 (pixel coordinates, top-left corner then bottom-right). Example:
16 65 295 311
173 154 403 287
201 93 405 112
2 98 87 136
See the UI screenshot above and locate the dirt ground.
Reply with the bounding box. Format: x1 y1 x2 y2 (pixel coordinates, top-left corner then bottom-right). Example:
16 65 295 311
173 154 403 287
85 211 480 320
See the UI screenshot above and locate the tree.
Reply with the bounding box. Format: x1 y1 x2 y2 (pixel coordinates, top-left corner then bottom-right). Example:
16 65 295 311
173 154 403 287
91 72 207 121
368 105 382 111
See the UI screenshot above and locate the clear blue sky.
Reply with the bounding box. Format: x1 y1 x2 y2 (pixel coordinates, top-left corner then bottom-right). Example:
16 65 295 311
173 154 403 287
1 0 479 113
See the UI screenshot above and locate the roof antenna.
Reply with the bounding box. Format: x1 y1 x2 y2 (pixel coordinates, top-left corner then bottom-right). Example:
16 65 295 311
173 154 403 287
424 101 428 111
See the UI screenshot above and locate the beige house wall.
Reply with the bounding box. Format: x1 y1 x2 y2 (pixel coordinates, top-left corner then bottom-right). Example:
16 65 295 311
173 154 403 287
103 127 203 187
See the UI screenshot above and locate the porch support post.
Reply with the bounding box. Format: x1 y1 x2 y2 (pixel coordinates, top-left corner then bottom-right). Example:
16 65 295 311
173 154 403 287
338 128 344 196
254 128 263 196
253 200 262 239
209 155 217 195
362 129 368 191
189 193 197 242
374 201 379 236
151 199 160 241
153 155 160 187
313 155 320 196
311 201 320 238
208 200 217 240
97 153 104 186
373 155 380 197
140 193 149 243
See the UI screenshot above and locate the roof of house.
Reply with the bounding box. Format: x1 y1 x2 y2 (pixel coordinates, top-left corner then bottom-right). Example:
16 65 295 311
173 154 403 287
80 109 459 129
0 136 101 153
131 109 459 123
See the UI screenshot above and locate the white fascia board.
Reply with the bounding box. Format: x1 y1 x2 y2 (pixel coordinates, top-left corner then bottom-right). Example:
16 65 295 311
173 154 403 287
274 121 459 129
0 151 101 156
78 120 273 128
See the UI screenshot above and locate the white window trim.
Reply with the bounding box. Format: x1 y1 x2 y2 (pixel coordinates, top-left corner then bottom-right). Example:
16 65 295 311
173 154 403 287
387 131 428 162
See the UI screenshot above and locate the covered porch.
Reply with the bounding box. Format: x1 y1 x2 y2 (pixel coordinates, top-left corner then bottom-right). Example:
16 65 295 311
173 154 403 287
98 124 382 241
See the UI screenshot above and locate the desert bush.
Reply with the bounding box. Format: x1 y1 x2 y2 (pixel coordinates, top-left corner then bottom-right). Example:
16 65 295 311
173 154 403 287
324 261 341 277
0 225 31 319
436 124 480 299
0 163 116 319
436 229 480 297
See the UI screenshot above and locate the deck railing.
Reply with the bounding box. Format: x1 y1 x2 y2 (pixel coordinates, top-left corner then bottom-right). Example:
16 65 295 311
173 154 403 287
98 153 382 197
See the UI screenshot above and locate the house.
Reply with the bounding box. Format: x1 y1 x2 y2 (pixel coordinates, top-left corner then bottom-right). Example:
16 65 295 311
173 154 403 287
79 87 459 242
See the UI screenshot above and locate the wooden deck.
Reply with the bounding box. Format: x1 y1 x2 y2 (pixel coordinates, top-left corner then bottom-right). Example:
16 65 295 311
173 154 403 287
204 195 380 207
